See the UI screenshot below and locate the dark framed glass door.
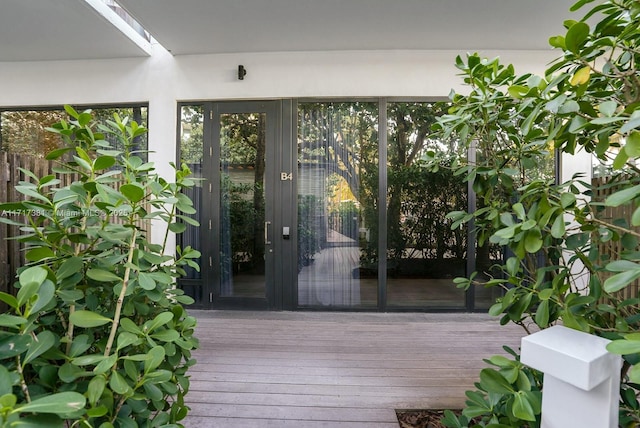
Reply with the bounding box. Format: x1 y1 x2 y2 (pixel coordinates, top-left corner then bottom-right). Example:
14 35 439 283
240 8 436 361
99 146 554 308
211 101 280 308
178 100 295 310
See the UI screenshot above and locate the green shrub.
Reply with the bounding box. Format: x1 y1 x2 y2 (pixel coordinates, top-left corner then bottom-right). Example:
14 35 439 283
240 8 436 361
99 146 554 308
0 106 201 427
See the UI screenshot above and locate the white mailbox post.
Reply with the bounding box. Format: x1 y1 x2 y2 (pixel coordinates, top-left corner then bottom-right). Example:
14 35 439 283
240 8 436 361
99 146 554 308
521 325 622 428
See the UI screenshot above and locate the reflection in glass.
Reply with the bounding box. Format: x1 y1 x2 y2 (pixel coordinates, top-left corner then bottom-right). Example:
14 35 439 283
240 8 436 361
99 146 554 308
0 107 148 157
386 102 467 307
297 103 378 307
177 105 204 302
219 113 267 298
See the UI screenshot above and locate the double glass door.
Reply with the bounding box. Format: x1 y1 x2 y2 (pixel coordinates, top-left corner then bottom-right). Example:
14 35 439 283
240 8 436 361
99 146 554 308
178 100 506 311
179 100 375 310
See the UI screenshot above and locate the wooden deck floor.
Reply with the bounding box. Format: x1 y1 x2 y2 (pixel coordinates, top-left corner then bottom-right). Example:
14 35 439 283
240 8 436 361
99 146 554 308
183 311 528 428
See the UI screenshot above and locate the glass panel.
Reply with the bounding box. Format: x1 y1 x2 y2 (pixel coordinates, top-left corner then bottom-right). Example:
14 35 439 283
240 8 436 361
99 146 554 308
220 113 267 298
386 102 467 308
297 102 378 308
177 105 204 302
472 244 504 310
0 110 66 155
1 107 148 157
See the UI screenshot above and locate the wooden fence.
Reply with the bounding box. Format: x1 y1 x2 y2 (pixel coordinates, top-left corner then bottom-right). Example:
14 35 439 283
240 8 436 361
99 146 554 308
1 152 56 297
592 176 640 301
1 152 151 298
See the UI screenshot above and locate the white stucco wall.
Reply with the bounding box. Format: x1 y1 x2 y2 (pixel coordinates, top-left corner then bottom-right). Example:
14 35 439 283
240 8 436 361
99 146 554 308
0 44 572 250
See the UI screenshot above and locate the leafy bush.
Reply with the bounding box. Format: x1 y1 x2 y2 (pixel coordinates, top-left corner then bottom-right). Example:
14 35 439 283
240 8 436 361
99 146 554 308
298 195 322 270
0 106 200 427
433 0 640 426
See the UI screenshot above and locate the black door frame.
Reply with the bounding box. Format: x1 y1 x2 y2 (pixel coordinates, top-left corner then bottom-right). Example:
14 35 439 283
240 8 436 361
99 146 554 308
198 100 295 310
177 98 494 312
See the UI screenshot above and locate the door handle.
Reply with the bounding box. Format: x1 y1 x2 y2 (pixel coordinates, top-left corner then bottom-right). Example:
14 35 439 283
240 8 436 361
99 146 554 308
264 221 272 245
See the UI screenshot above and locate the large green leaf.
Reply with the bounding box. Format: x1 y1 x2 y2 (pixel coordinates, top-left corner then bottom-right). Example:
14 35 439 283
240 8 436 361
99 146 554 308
17 267 48 306
93 156 116 171
137 272 156 291
145 346 166 373
117 332 141 351
512 391 537 421
87 376 107 406
109 371 133 396
22 331 56 365
145 369 172 382
604 184 640 207
168 222 187 233
120 183 145 203
607 338 640 355
535 300 550 328
0 365 13 396
120 318 143 335
72 354 108 367
87 268 122 283
560 192 576 208
606 260 640 272
624 130 640 157
146 312 175 333
0 314 27 328
93 353 118 375
0 292 18 310
604 269 640 293
19 266 49 286
621 114 640 134
57 257 83 280
58 363 85 383
598 100 617 117
30 280 55 314
14 185 52 204
549 35 566 49
551 215 566 238
9 414 64 428
69 335 92 358
13 391 86 415
479 368 513 394
45 147 74 160
524 229 543 253
612 149 629 170
628 363 640 384
0 334 32 360
25 247 55 262
70 310 113 328
151 329 180 343
632 206 640 227
143 383 164 402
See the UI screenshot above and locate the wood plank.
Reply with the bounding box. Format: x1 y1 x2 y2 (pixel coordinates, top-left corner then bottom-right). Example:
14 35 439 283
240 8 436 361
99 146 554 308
188 403 398 422
184 417 399 428
183 310 527 427
185 391 463 409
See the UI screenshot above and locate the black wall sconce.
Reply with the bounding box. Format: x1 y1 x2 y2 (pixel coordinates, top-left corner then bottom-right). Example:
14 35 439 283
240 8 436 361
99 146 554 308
238 65 247 80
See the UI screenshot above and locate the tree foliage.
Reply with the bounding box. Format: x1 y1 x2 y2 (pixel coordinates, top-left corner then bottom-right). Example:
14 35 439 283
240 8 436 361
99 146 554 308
433 0 640 425
1 110 67 155
1 107 148 158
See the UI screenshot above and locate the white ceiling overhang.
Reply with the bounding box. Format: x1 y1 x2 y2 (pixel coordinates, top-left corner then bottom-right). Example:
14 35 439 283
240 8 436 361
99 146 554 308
118 0 577 55
0 0 151 61
0 0 578 62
